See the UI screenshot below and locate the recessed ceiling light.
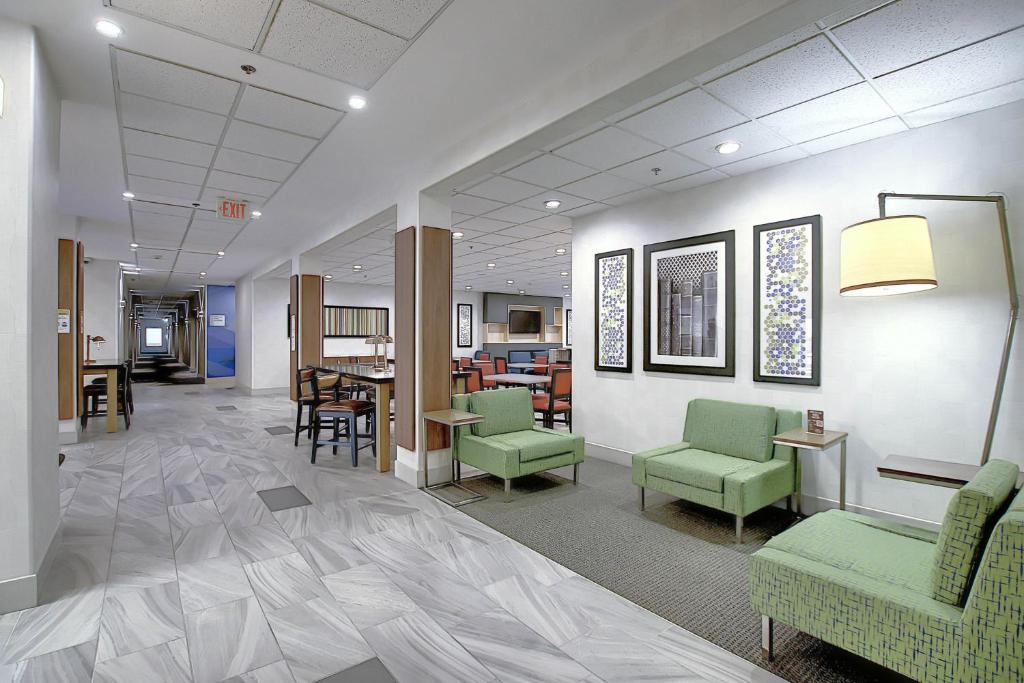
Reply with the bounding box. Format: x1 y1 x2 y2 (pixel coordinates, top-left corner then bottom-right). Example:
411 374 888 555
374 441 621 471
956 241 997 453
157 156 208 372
452 231 464 238
324 274 333 280
562 284 569 289
95 20 123 39
486 263 496 269
129 242 139 249
518 290 525 295
506 279 514 285
251 210 262 218
348 95 367 110
216 251 225 258
560 271 569 276
465 285 472 290
199 272 206 277
715 140 741 155
555 247 567 255
122 191 135 200
564 293 571 298
544 199 561 209
353 264 363 271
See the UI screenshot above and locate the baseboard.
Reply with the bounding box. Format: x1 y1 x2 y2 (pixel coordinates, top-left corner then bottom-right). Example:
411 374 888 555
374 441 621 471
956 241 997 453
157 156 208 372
239 386 288 396
205 377 236 389
0 573 38 614
58 419 79 445
584 441 632 467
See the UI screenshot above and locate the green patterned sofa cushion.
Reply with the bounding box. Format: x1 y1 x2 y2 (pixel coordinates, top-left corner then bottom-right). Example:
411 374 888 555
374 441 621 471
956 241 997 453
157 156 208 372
646 448 755 492
469 388 534 437
930 458 1019 607
491 429 574 463
682 399 776 462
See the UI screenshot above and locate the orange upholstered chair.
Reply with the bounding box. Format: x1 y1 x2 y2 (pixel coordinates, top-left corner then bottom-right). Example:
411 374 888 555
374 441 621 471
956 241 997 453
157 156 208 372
533 367 571 430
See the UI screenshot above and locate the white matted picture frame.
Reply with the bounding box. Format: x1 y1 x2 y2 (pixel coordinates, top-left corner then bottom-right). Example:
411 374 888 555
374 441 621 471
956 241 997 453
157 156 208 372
457 303 473 348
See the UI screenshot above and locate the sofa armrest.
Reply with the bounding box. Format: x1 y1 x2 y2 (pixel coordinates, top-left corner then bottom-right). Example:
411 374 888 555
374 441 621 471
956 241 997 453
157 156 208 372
458 434 520 479
724 458 794 516
531 426 585 462
631 442 690 486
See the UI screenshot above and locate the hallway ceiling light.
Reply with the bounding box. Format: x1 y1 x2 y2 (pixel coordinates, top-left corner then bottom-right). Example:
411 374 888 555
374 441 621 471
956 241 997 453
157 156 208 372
95 20 123 39
122 191 135 199
216 251 225 258
251 210 262 218
715 140 741 155
353 264 363 271
348 95 367 110
324 274 334 280
465 285 472 290
562 284 569 289
129 242 138 249
199 272 206 277
506 280 514 285
560 271 569 276
544 199 561 209
452 231 464 238
486 263 496 269
518 290 525 294
564 293 571 298
555 247 567 255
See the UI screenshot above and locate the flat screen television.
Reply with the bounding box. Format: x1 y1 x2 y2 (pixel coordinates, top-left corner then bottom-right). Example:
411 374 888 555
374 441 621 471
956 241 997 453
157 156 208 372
508 309 542 334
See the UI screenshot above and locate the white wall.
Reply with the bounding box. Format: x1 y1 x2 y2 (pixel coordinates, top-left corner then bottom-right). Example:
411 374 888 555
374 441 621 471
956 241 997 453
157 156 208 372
252 277 290 390
322 282 395 357
573 102 1024 526
452 289 484 357
235 276 253 391
83 258 121 361
0 19 63 611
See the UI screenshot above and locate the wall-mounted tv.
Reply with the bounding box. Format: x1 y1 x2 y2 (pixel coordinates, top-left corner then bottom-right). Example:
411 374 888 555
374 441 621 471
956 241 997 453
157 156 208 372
508 309 542 334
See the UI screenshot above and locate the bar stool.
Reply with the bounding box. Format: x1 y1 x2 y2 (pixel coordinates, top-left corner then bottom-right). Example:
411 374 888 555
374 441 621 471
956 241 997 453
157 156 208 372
305 367 376 466
294 367 342 446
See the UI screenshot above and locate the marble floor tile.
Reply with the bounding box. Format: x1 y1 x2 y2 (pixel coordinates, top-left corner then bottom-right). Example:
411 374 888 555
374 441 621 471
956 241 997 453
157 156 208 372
96 580 185 661
212 483 277 529
350 529 436 575
224 659 296 683
38 537 113 602
166 480 213 506
115 493 167 520
244 552 328 611
185 596 282 683
229 523 298 563
266 596 374 683
178 553 254 613
560 625 697 682
439 512 508 546
655 625 787 683
1 586 104 664
556 575 674 641
481 575 588 647
449 609 594 683
390 560 496 629
388 514 460 548
112 513 171 552
272 506 334 539
172 522 234 563
321 564 417 630
167 499 222 531
317 657 397 683
106 548 178 594
426 537 519 588
355 495 421 529
319 500 385 540
497 540 575 587
92 638 192 683
362 610 496 683
292 530 371 576
11 639 95 682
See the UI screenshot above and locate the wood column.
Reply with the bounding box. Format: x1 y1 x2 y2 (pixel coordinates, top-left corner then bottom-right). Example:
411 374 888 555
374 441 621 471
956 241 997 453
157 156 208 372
299 274 323 371
57 239 75 420
76 243 85 416
289 275 299 401
421 226 453 450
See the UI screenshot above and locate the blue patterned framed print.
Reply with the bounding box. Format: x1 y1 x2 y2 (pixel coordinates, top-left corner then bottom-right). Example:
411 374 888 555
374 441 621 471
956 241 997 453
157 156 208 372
594 249 632 373
753 215 821 386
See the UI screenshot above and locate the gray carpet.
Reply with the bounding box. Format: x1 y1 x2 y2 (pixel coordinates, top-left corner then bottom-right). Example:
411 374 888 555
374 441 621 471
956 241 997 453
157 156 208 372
459 458 912 683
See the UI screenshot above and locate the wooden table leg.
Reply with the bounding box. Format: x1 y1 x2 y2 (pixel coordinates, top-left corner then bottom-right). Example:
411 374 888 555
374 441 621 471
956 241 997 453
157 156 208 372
105 367 118 433
376 383 391 472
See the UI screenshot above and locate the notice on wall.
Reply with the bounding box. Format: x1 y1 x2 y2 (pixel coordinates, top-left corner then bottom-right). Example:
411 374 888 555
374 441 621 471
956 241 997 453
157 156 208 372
209 314 226 327
290 314 297 352
57 308 71 334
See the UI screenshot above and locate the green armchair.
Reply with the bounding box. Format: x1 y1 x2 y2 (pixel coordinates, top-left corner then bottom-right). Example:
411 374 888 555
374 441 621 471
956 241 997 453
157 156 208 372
750 459 1022 682
631 399 802 542
452 388 584 499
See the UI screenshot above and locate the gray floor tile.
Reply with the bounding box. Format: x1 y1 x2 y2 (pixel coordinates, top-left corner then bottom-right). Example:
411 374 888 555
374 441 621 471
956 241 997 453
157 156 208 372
172 522 234 563
92 639 192 683
229 523 298 563
185 597 282 683
292 530 371 576
264 426 293 436
12 639 95 682
96 581 185 661
257 485 312 512
178 553 254 613
319 657 397 683
266 596 374 683
1 585 104 663
224 659 295 682
244 552 328 611
321 564 417 630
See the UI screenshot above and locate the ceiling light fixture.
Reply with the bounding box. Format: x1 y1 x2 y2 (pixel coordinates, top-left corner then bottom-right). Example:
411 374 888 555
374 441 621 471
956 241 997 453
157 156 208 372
348 95 367 110
353 265 363 271
555 247 567 255
518 290 525 295
95 20 123 39
465 285 472 290
452 231 464 238
324 274 334 280
544 199 561 209
506 279 514 285
486 263 496 269
199 272 206 277
122 191 135 200
129 242 139 249
251 210 262 218
216 251 225 258
560 271 569 276
715 140 741 155
562 284 569 289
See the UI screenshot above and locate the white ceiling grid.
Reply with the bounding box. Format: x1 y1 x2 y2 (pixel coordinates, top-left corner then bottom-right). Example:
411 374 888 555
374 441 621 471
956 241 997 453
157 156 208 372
438 0 1023 297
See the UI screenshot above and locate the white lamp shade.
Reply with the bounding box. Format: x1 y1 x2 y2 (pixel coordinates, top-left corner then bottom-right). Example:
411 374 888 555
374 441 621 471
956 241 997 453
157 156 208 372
840 215 937 296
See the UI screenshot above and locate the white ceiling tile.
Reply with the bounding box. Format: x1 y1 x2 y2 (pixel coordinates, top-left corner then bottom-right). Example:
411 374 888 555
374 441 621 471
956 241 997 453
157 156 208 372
455 216 513 233
222 120 317 162
199 187 266 208
554 126 663 170
133 210 189 233
618 89 748 147
234 86 343 138
527 214 573 231
517 191 591 213
603 82 695 123
833 0 1024 77
214 148 297 182
133 229 182 250
799 116 908 154
132 203 194 219
540 121 607 152
112 0 273 49
560 202 610 218
498 224 551 239
873 27 1024 112
602 187 666 207
675 121 788 167
654 169 729 193
503 154 596 187
206 170 278 198
558 173 644 201
115 50 239 114
485 245 528 256
128 175 202 201
120 93 227 144
122 129 216 167
759 82 893 143
450 194 505 215
819 0 892 28
182 230 230 250
261 0 407 88
451 211 475 224
705 36 862 117
718 146 808 176
126 155 207 185
175 252 220 270
695 26 820 84
607 150 707 185
464 176 546 204
482 205 548 224
470 233 520 247
315 0 448 39
903 79 1024 128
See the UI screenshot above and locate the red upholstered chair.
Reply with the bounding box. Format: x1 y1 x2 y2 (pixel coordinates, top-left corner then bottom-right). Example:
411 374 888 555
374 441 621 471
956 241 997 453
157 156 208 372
459 357 472 369
494 356 508 374
533 367 572 430
465 367 483 393
477 351 491 361
451 359 458 371
477 361 496 389
528 355 549 375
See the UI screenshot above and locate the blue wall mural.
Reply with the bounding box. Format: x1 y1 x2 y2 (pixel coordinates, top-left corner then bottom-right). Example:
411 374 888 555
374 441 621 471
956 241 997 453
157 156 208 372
206 284 236 378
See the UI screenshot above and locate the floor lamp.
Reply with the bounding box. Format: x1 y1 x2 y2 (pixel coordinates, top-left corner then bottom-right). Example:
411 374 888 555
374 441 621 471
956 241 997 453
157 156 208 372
841 192 1018 465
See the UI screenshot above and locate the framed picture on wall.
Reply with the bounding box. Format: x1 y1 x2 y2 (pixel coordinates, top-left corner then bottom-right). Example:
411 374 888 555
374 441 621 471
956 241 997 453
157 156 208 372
594 248 632 372
457 303 473 348
323 305 389 337
643 230 735 376
753 215 822 386
565 308 573 347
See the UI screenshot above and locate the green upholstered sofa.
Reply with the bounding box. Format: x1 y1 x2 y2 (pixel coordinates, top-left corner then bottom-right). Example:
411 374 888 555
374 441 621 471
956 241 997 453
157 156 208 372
631 399 802 541
452 388 584 499
750 459 1023 683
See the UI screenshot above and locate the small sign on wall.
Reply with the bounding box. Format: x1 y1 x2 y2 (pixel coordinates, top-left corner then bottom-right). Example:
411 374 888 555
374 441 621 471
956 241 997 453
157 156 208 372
209 314 226 327
57 308 71 333
217 198 248 222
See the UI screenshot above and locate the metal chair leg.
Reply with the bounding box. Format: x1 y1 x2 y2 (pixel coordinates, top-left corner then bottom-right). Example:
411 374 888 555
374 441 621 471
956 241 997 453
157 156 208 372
369 413 376 460
349 416 358 467
294 403 302 446
310 413 319 464
761 616 774 660
573 462 579 484
639 486 645 510
504 478 511 502
735 515 744 544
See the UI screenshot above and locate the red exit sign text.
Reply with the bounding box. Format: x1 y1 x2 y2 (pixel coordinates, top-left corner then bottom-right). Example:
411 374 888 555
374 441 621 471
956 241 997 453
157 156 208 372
218 198 248 222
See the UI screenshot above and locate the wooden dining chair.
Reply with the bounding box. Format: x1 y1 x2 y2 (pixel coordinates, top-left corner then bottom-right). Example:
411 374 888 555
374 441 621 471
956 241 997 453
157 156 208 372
528 355 549 375
476 361 496 389
494 356 508 374
477 351 491 361
459 356 472 369
294 367 343 446
304 366 376 466
465 366 484 393
533 367 572 430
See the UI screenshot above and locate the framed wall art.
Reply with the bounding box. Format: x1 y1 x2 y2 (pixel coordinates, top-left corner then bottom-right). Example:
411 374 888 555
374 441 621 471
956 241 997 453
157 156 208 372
456 303 473 348
565 308 573 347
753 215 821 385
643 230 734 376
594 248 632 372
323 305 389 338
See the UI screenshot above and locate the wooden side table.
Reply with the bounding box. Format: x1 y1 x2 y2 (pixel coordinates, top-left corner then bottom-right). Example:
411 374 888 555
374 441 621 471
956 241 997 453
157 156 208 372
877 454 1024 489
421 409 486 507
772 428 850 514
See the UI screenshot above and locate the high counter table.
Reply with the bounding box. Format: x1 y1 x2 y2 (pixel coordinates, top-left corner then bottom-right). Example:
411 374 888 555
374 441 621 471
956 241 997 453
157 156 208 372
81 358 122 433
319 363 394 473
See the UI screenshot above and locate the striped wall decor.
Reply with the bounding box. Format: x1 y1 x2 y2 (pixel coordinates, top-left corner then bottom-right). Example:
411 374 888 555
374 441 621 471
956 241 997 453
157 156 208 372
323 305 389 338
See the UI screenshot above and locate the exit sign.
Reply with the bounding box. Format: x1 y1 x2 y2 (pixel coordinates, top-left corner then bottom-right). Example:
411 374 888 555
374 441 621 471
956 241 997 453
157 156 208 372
217 198 248 222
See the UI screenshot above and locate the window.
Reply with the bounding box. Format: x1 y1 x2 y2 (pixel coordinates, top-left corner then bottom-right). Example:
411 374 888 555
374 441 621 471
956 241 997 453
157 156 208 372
145 327 163 347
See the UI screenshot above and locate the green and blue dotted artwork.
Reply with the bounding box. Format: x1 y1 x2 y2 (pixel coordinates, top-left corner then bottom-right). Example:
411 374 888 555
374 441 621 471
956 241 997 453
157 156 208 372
759 224 812 379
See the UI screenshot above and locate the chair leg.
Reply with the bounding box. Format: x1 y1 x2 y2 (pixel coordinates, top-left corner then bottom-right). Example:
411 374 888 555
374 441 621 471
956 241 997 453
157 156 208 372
306 404 315 439
639 486 645 511
761 616 774 661
573 462 579 484
349 416 358 467
504 478 511 502
310 413 319 464
369 413 376 460
567 410 572 432
735 515 744 544
294 403 303 447
332 418 339 456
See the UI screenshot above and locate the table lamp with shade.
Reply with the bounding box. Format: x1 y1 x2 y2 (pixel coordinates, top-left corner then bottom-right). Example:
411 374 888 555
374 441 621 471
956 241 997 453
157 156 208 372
365 335 393 370
85 335 106 364
841 192 1018 468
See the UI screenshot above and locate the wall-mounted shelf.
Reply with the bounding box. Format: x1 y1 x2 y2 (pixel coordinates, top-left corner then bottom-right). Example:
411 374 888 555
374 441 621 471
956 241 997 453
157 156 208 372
482 305 563 344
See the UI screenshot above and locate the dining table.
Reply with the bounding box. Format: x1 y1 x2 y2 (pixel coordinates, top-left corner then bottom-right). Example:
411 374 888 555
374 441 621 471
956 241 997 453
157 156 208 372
484 373 551 387
81 358 123 433
318 362 394 473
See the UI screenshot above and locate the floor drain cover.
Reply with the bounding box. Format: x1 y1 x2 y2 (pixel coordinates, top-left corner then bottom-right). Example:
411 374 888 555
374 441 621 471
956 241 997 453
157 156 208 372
216 405 237 411
264 426 292 435
257 486 312 512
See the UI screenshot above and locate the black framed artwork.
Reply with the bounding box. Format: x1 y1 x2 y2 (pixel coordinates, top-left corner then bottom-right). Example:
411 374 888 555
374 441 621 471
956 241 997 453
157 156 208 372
456 303 473 348
323 305 389 337
594 248 632 373
565 308 573 347
753 215 822 386
643 230 735 376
